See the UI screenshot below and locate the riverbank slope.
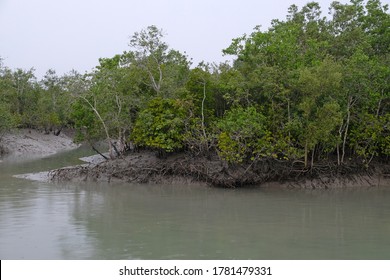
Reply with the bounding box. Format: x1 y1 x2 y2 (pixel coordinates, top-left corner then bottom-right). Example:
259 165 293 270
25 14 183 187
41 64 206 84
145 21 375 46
0 129 79 160
2 130 388 188
50 151 390 189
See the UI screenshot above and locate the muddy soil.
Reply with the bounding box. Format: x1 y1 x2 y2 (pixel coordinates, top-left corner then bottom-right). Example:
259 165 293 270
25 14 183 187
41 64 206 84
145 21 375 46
0 129 79 159
49 151 390 188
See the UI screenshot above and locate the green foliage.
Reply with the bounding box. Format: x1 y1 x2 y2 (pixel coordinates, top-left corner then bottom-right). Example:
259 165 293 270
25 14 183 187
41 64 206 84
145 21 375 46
0 102 16 133
222 0 389 167
0 2 389 168
128 25 191 97
185 66 217 120
296 58 343 153
131 97 191 152
215 106 272 163
350 113 390 164
70 99 101 143
217 132 245 163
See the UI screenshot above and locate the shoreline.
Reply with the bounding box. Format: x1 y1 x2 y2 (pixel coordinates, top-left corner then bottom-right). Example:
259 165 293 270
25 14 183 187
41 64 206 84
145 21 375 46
3 129 389 189
0 128 80 160
49 151 390 189
1 128 80 182
11 153 105 182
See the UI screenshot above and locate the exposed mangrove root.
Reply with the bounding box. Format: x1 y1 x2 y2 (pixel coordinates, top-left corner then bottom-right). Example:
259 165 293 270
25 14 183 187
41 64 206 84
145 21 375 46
49 151 390 188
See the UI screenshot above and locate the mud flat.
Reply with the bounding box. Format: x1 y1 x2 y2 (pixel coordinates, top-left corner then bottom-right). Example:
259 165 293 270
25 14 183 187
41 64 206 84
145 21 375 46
13 171 51 182
0 129 79 160
1 129 80 182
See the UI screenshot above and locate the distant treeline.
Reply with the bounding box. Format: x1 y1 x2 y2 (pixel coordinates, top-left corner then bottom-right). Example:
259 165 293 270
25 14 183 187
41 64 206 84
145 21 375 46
1 0 389 168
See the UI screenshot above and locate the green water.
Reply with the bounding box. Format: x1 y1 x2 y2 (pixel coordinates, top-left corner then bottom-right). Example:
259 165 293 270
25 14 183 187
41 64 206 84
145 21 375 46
1 148 390 259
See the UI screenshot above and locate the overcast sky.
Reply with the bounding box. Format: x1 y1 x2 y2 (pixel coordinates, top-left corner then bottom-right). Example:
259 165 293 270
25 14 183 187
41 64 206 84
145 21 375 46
1 0 384 78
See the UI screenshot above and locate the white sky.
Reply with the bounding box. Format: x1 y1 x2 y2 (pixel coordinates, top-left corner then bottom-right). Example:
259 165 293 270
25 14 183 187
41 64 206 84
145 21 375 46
1 0 385 78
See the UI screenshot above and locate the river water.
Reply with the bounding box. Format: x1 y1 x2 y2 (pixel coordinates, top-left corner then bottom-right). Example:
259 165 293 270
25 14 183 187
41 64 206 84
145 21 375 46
1 148 390 260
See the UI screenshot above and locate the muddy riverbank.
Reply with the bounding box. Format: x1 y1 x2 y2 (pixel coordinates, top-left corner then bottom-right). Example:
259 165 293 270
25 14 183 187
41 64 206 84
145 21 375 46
49 151 390 188
2 130 388 188
0 129 79 160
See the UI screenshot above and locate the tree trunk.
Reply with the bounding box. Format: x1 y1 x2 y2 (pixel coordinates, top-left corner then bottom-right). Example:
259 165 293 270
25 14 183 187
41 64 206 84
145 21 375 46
91 144 109 160
337 122 344 165
201 81 207 139
304 140 308 168
80 95 115 159
311 146 315 168
341 96 352 164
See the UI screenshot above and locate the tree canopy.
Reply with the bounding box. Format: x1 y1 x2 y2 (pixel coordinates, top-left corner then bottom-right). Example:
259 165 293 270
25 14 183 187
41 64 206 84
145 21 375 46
1 1 389 167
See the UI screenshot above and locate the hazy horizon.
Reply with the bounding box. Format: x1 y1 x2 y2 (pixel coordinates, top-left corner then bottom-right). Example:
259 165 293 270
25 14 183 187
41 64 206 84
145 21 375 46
1 0 379 78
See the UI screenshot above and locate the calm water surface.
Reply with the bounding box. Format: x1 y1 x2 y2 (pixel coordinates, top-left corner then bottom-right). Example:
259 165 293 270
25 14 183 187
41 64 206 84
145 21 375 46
1 148 390 259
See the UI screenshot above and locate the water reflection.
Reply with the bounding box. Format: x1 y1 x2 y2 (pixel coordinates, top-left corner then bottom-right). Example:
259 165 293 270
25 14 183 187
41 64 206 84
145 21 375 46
63 183 390 259
1 149 390 259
